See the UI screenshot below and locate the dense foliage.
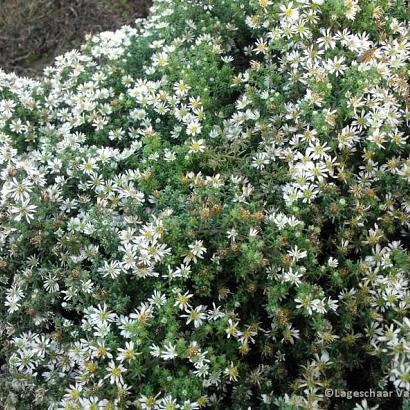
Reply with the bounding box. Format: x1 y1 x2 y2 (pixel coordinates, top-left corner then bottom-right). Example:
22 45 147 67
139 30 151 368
0 0 409 409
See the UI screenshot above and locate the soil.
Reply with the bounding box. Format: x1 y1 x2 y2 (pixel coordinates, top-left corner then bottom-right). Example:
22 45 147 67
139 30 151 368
0 0 151 78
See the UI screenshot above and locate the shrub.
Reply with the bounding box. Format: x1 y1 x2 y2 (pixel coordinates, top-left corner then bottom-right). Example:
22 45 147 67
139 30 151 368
0 0 409 409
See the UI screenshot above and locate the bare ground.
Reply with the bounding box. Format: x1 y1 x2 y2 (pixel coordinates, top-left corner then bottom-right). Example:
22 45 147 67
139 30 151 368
0 0 151 77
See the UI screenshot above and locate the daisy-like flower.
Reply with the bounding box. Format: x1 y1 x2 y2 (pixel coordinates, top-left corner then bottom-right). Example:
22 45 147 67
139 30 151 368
186 121 203 137
254 38 269 54
174 291 193 311
287 245 307 261
43 274 59 293
148 290 167 307
312 298 327 314
141 241 171 263
317 28 336 50
279 2 299 21
105 360 126 385
160 342 178 360
117 341 140 363
353 399 379 410
181 400 200 410
306 141 331 161
90 341 113 360
282 267 303 287
2 177 33 202
327 257 339 268
226 228 238 241
98 260 122 279
174 80 190 97
10 199 37 223
295 295 313 315
79 396 108 410
158 395 179 410
226 319 241 339
130 303 154 324
281 324 300 344
181 305 207 328
184 240 207 264
225 362 239 381
118 316 136 339
188 138 206 153
300 183 319 203
326 56 347 76
152 52 169 67
0 0 409 406
63 383 83 402
207 303 225 321
251 152 270 170
89 303 117 326
149 344 161 358
139 393 161 410
259 0 271 8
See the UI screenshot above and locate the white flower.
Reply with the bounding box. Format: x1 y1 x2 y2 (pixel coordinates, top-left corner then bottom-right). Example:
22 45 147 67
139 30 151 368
2 177 33 202
181 305 207 328
281 324 300 344
10 199 37 223
327 257 339 268
226 228 238 241
43 274 59 293
150 344 161 358
225 362 239 381
186 121 203 137
181 400 200 410
174 80 190 96
226 319 241 339
98 260 122 279
90 341 113 360
254 38 269 54
282 267 303 287
390 362 410 390
184 240 206 264
188 138 206 153
174 291 193 312
118 316 135 339
89 303 117 326
160 343 178 360
287 245 307 261
148 290 167 307
251 152 270 170
312 298 327 314
105 360 126 385
164 148 176 161
249 227 259 237
79 396 108 410
326 56 347 76
207 303 225 321
354 399 379 410
279 2 299 21
158 395 179 410
326 297 339 312
139 393 161 410
117 341 140 363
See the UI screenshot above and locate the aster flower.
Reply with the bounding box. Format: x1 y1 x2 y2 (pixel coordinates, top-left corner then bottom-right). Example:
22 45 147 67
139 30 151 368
160 343 178 361
181 305 207 328
9 199 37 223
105 360 126 385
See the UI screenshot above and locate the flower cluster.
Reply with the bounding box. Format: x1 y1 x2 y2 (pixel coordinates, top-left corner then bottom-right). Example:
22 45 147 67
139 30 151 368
0 0 409 409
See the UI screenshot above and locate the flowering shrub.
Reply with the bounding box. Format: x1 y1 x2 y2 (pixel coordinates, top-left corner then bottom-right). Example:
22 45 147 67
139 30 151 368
0 0 409 409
